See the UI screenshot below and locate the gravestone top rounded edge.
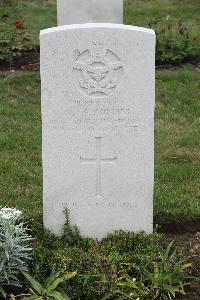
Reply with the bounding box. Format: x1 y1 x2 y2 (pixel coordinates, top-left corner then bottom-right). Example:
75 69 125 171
40 23 155 37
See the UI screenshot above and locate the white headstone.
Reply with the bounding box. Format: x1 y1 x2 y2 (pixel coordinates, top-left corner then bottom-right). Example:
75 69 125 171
41 24 155 239
57 0 123 26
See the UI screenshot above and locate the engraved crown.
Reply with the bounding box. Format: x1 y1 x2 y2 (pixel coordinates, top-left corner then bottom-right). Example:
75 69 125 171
90 41 107 59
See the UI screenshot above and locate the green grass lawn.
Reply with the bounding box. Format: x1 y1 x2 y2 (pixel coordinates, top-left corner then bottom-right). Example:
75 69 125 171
124 0 200 28
1 0 56 45
1 0 199 45
0 68 199 226
154 67 200 224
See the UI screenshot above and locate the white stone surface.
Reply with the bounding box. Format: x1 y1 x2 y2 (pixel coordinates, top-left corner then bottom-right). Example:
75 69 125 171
41 23 155 239
57 0 123 25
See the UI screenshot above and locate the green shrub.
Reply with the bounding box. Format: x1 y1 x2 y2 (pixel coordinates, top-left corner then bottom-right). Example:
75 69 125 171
153 21 200 65
27 213 193 300
103 241 192 299
0 30 33 65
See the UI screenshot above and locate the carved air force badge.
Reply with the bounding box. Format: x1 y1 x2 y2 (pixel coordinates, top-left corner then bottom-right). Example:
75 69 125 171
73 41 124 97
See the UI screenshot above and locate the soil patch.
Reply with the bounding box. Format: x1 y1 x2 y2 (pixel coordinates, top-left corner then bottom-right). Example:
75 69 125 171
0 49 199 72
0 49 39 71
158 220 200 234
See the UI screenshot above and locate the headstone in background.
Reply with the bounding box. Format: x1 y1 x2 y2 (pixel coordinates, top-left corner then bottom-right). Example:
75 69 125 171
41 24 155 239
57 0 123 25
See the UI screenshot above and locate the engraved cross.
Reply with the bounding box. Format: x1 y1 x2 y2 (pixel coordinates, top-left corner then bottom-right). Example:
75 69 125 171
80 137 117 197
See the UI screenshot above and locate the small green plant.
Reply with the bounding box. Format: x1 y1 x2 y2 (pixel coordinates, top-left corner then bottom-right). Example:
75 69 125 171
62 208 93 251
0 207 33 297
22 269 77 300
143 241 192 299
62 208 83 245
0 30 33 64
102 241 193 300
154 21 200 65
102 275 148 300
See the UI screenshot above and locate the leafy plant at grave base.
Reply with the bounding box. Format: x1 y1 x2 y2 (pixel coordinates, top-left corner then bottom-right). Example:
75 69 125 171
149 21 200 65
102 241 193 300
27 211 194 300
0 30 34 64
20 269 77 300
62 208 87 246
0 207 33 298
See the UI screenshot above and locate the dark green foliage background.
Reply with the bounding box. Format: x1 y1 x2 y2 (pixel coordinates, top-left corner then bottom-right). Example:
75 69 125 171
0 0 200 64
